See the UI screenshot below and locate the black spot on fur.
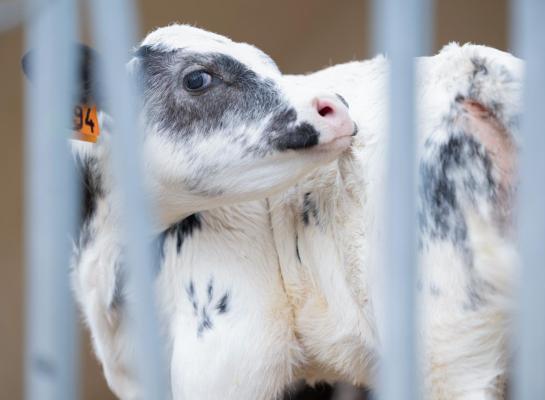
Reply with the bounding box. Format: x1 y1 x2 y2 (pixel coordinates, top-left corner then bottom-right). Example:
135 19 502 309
419 133 496 246
419 124 501 311
188 281 195 296
302 192 319 226
352 122 359 136
186 279 230 338
471 57 489 78
73 155 104 270
216 293 229 314
198 307 213 336
186 281 198 316
295 233 301 263
419 157 465 243
263 107 321 151
336 93 350 109
155 214 202 271
79 156 103 232
164 214 202 254
207 278 214 302
273 122 320 151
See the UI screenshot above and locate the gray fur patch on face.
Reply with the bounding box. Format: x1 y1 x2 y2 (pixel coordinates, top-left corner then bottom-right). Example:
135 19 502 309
134 45 314 153
135 46 281 136
270 122 319 151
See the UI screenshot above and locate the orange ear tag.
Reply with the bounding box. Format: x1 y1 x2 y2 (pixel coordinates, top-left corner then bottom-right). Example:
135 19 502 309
72 104 100 143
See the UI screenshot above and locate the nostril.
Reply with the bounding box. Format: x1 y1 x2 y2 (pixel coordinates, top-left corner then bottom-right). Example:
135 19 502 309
318 105 334 117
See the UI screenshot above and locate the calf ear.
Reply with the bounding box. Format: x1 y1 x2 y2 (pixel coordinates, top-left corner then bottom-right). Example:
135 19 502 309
21 43 103 107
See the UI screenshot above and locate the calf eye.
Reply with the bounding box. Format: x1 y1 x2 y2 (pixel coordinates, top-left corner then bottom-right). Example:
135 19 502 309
183 70 213 92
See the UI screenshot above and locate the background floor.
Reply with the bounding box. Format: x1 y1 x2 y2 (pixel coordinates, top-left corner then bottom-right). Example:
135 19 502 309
0 0 508 398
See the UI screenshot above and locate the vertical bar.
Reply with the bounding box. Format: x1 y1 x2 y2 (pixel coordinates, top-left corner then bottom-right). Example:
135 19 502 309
86 0 169 398
373 1 432 399
512 1 545 399
23 0 79 399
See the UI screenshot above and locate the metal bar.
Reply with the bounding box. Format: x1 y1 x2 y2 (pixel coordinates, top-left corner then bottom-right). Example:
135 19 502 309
512 1 545 399
23 0 79 399
373 1 432 399
86 0 169 398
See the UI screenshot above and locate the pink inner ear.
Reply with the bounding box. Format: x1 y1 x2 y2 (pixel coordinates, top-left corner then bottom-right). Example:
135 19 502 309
458 99 517 195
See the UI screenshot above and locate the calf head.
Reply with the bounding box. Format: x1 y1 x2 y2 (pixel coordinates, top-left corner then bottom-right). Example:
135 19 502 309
24 25 358 226
134 25 357 223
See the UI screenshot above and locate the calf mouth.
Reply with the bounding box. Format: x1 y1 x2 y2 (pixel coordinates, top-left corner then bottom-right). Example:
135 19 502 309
312 134 354 154
274 120 358 153
310 120 359 153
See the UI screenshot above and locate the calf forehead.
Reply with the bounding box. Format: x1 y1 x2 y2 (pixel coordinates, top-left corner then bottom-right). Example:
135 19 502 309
142 24 231 46
141 24 280 79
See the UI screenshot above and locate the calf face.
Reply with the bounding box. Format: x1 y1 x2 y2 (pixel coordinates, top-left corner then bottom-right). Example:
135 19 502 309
22 25 357 226
132 25 357 223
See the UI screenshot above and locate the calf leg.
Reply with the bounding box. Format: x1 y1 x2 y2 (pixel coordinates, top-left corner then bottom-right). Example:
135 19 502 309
157 205 302 400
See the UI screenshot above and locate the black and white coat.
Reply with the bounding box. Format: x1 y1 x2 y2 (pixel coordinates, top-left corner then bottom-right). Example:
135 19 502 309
71 25 521 400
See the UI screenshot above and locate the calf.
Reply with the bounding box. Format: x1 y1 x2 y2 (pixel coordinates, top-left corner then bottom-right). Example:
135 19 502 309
270 44 521 399
26 25 522 399
64 25 356 399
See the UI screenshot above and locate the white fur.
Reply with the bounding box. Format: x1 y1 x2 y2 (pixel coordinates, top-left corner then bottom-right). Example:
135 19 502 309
72 24 523 400
268 44 521 399
141 24 281 81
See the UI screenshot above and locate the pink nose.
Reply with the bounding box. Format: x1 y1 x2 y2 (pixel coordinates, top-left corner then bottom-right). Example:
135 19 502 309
315 97 356 141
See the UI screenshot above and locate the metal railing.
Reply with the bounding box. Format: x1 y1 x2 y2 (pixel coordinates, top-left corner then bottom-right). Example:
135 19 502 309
512 0 545 399
15 0 545 398
23 0 79 398
23 0 167 398
373 0 432 399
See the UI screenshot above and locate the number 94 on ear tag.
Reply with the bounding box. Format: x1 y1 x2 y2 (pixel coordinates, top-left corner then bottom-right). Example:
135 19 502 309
73 104 100 143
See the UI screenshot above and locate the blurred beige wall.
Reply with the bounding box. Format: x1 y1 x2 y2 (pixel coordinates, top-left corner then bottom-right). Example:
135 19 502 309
0 0 507 398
